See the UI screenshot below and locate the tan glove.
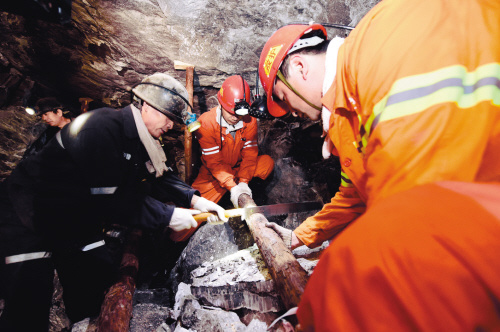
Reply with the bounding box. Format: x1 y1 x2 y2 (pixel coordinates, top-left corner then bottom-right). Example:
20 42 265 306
265 222 293 250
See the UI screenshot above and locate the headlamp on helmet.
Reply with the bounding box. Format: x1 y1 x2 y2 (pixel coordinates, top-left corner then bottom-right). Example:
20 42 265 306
217 75 251 116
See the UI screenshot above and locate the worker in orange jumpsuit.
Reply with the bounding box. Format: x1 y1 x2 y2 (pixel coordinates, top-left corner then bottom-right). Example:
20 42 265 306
171 75 274 242
257 0 500 329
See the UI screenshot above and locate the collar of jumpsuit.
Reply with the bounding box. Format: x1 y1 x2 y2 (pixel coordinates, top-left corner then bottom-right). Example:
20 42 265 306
216 106 244 133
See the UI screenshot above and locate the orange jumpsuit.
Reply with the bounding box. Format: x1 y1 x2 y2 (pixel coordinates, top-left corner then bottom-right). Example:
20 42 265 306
192 106 274 201
296 0 500 329
171 107 274 242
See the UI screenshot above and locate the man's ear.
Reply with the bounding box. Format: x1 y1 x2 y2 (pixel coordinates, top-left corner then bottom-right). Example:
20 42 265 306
141 102 149 113
56 109 63 116
289 54 308 81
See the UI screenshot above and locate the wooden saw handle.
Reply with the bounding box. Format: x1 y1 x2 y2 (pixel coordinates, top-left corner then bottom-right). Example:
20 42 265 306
193 212 217 223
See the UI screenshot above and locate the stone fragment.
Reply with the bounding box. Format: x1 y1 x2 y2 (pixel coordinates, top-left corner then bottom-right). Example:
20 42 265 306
129 303 173 332
180 299 247 332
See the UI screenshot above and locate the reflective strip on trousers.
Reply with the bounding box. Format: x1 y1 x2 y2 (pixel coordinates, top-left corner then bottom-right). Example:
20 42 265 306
5 251 52 264
364 62 500 139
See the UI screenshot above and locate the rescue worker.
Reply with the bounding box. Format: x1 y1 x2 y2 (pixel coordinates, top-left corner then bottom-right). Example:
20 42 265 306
192 75 274 207
0 73 227 331
170 75 274 242
258 0 500 329
23 97 74 159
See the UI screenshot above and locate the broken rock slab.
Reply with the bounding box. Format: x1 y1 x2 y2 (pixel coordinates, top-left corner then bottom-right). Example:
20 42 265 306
180 298 247 332
292 241 330 276
190 244 282 313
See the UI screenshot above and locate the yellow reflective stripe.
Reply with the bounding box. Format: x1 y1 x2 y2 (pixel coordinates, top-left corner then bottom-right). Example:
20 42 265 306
356 114 367 154
366 62 500 138
340 170 354 188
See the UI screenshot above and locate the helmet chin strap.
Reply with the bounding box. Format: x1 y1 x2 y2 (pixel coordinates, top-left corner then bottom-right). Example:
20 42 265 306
276 69 322 111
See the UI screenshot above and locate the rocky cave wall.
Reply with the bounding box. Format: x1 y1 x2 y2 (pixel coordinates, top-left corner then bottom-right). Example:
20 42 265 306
0 0 379 182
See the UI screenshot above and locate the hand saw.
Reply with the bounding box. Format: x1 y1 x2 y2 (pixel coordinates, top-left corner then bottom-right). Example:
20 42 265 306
193 201 323 224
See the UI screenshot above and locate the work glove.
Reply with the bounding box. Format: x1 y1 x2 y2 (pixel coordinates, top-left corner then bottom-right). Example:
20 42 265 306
265 222 293 250
169 208 200 232
193 197 228 224
230 182 252 208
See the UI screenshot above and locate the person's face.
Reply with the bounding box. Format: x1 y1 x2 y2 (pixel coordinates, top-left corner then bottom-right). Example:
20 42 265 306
141 102 174 138
272 54 324 121
41 109 65 128
221 107 243 125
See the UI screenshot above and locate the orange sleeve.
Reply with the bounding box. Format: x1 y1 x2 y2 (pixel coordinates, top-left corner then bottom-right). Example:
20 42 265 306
196 116 237 190
293 186 366 248
235 119 258 183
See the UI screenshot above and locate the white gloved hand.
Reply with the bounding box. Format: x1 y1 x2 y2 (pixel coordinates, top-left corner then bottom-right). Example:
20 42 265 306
230 182 252 208
265 222 293 250
193 197 228 223
169 208 200 232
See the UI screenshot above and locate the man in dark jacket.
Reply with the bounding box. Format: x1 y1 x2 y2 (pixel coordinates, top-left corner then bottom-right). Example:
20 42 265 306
0 73 226 331
22 97 75 159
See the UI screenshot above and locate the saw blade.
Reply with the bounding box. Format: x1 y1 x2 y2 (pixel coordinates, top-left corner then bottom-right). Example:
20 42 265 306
203 201 323 224
242 201 323 220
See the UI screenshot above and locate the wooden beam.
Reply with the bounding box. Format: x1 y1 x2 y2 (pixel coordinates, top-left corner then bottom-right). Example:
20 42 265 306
237 194 309 309
174 60 195 184
97 228 142 332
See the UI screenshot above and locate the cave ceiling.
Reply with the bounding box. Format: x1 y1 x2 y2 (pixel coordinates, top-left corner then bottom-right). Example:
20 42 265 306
0 0 378 110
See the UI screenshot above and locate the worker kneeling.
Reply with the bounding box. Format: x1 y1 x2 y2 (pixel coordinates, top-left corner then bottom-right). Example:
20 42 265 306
175 76 274 241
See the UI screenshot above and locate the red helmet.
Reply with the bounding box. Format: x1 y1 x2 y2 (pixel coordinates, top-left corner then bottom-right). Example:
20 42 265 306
217 75 251 115
258 23 327 117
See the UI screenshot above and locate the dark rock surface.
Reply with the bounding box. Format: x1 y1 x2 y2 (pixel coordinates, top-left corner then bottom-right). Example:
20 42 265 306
0 0 378 180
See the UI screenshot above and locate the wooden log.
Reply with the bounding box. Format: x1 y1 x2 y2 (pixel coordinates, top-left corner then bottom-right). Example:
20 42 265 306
79 97 93 113
237 194 309 309
97 228 142 332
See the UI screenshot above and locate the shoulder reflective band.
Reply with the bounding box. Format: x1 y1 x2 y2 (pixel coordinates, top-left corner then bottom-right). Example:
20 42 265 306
365 62 500 139
340 170 354 188
80 240 105 252
5 251 52 264
90 187 117 195
277 70 322 111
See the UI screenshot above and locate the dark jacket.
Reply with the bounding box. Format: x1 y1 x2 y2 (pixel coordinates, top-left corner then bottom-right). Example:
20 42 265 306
10 105 197 251
22 125 60 159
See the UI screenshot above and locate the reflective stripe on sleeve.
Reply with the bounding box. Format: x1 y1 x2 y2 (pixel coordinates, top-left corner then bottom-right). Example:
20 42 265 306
202 146 220 156
5 251 52 264
90 187 117 195
80 240 106 252
365 62 500 138
340 170 354 188
243 140 257 148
